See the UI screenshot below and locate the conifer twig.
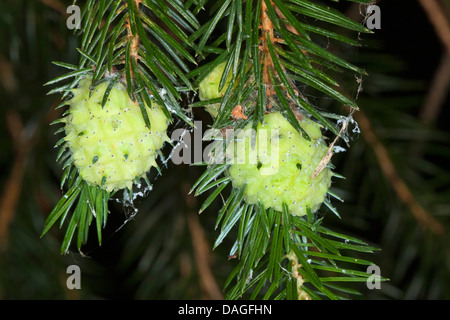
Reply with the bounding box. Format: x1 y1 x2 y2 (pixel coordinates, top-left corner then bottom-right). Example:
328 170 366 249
260 0 277 105
184 183 223 300
354 110 445 235
418 0 450 54
418 0 450 124
286 250 311 300
420 53 450 124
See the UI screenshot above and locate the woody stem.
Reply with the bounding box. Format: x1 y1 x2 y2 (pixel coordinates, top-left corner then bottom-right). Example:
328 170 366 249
260 0 276 105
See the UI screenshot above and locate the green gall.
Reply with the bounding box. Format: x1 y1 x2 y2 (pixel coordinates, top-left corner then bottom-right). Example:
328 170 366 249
62 77 169 192
226 112 332 216
198 61 251 118
198 62 233 117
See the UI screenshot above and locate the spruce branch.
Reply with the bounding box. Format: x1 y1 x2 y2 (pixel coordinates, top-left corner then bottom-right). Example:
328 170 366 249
40 0 383 298
260 0 277 104
2 0 448 300
42 0 200 254
418 0 450 54
192 0 380 299
185 182 224 299
354 109 445 235
286 250 311 300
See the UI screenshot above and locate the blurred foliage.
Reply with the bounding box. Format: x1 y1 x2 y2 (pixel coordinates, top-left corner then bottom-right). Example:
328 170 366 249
0 0 449 300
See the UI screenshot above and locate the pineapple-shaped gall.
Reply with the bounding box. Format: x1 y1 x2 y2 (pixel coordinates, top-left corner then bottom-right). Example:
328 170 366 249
62 77 169 192
226 112 332 216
